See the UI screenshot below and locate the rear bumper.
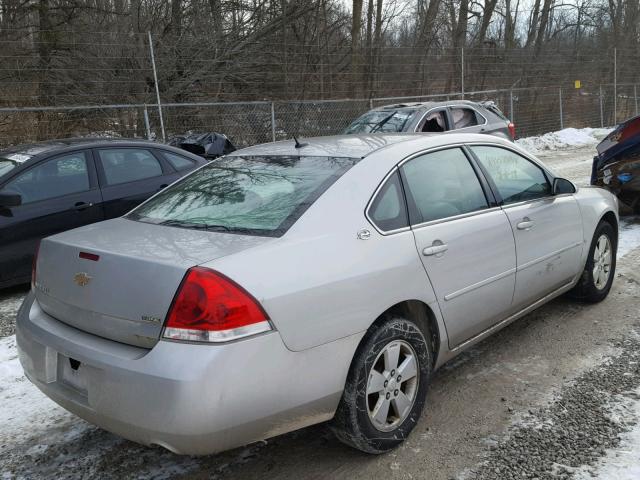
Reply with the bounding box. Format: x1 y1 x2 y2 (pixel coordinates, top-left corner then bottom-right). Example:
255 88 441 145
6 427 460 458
16 292 358 455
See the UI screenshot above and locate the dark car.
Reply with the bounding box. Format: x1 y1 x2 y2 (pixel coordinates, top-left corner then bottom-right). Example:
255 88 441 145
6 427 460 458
343 100 515 140
0 138 207 288
591 114 640 213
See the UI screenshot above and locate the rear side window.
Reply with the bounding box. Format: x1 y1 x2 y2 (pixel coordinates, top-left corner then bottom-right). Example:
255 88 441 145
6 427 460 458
97 148 162 185
5 152 90 204
450 108 480 129
129 156 359 236
368 171 408 231
471 146 551 204
161 151 196 171
401 148 489 224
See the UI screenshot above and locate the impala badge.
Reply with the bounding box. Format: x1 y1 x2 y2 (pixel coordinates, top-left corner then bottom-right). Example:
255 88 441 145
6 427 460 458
74 272 92 287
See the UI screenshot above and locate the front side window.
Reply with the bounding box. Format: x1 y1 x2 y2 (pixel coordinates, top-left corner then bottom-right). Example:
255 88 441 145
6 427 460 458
401 148 489 224
97 148 162 185
419 110 448 133
129 155 359 236
471 146 551 204
368 171 408 231
343 109 416 134
4 152 90 204
450 108 480 129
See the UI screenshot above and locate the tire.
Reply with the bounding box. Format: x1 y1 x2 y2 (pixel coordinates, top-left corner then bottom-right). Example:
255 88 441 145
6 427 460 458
569 220 616 303
331 316 432 454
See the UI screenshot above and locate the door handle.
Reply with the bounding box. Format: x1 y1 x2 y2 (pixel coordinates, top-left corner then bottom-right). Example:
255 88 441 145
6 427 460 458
423 243 448 256
74 201 93 211
517 217 534 230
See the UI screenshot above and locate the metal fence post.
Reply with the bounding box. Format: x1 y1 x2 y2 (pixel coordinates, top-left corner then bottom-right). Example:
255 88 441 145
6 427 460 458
613 47 617 124
148 32 166 142
143 105 151 139
369 98 373 109
559 87 564 130
270 102 276 142
509 90 514 122
460 47 465 100
599 85 604 128
635 84 638 116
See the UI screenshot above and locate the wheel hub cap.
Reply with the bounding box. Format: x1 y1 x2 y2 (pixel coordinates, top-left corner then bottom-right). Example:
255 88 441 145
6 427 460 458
592 234 612 291
366 339 419 432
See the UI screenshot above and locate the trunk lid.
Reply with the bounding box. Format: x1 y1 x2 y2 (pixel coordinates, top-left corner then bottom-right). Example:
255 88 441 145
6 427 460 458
34 218 273 348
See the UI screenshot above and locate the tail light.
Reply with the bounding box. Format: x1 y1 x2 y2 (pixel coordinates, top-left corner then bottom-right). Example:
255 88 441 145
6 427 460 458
31 241 40 289
163 267 271 342
508 122 516 140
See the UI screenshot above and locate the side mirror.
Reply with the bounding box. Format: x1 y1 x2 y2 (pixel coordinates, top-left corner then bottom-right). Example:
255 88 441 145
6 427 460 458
552 178 576 195
0 191 22 207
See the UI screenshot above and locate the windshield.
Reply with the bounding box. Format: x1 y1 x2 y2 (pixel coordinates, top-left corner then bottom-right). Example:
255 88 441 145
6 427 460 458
0 153 33 177
343 109 416 134
129 155 359 236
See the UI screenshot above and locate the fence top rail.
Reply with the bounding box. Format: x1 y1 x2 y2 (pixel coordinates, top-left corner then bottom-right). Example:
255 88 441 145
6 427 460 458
0 83 636 113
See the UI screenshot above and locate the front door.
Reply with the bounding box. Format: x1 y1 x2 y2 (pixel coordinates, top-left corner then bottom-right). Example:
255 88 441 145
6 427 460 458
469 145 583 309
0 151 103 285
400 147 517 348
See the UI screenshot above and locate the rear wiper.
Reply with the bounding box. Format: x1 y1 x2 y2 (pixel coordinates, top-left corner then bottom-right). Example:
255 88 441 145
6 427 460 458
370 111 397 133
160 219 211 230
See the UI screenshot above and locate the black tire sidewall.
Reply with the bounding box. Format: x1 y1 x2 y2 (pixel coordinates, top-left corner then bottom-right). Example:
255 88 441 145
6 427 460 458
582 221 617 301
341 317 432 453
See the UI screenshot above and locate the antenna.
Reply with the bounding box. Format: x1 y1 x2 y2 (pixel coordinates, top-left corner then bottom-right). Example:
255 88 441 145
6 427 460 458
293 135 308 149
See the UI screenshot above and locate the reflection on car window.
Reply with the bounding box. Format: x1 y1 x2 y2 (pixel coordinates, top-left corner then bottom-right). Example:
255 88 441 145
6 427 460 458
5 152 90 204
344 109 416 134
450 108 479 129
369 171 408 231
162 151 195 171
471 146 551 204
129 155 359 236
401 148 489 223
98 149 162 185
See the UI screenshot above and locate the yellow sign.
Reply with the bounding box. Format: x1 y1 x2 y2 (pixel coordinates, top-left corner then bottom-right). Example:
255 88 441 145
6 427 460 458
574 80 581 89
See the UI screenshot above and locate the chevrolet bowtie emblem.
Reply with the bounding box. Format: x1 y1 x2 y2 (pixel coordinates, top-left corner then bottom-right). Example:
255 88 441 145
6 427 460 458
74 272 92 287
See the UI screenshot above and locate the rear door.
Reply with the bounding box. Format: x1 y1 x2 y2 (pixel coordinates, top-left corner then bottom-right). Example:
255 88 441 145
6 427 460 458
469 145 583 309
400 147 517 348
94 147 174 218
0 150 103 285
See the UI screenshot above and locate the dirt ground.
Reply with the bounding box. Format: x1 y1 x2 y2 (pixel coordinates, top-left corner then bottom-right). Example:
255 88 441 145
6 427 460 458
1 144 640 479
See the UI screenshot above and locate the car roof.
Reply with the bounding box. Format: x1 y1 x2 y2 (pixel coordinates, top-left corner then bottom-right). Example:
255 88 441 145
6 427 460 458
0 138 159 158
369 99 487 112
230 132 515 159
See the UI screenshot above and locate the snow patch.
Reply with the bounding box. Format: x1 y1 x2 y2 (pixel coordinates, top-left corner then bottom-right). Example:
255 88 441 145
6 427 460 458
619 217 640 258
517 127 612 154
0 335 84 454
574 390 640 480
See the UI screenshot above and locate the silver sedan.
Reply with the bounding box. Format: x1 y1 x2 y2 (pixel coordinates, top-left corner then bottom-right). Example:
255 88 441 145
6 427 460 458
17 133 618 455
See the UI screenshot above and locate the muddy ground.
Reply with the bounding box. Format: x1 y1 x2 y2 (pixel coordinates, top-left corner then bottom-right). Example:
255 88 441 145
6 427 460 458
1 144 639 479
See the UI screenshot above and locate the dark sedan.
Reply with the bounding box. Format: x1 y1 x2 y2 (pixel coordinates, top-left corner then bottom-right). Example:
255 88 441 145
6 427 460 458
0 138 207 288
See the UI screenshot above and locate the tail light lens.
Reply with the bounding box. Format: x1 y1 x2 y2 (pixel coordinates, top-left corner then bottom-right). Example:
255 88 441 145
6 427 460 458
508 122 516 140
31 241 40 289
163 267 271 342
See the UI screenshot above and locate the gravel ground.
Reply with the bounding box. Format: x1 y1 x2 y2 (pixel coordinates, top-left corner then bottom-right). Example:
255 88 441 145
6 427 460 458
468 332 640 480
1 140 640 479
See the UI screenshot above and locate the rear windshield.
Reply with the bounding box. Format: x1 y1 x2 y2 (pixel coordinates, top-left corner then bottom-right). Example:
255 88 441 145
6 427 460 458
129 155 359 236
344 109 416 134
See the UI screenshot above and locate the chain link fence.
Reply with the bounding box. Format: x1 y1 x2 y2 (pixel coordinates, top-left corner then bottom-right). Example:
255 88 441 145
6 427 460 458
1 83 638 148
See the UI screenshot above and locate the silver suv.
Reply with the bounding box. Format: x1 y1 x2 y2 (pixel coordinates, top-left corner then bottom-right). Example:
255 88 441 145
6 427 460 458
344 100 515 140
